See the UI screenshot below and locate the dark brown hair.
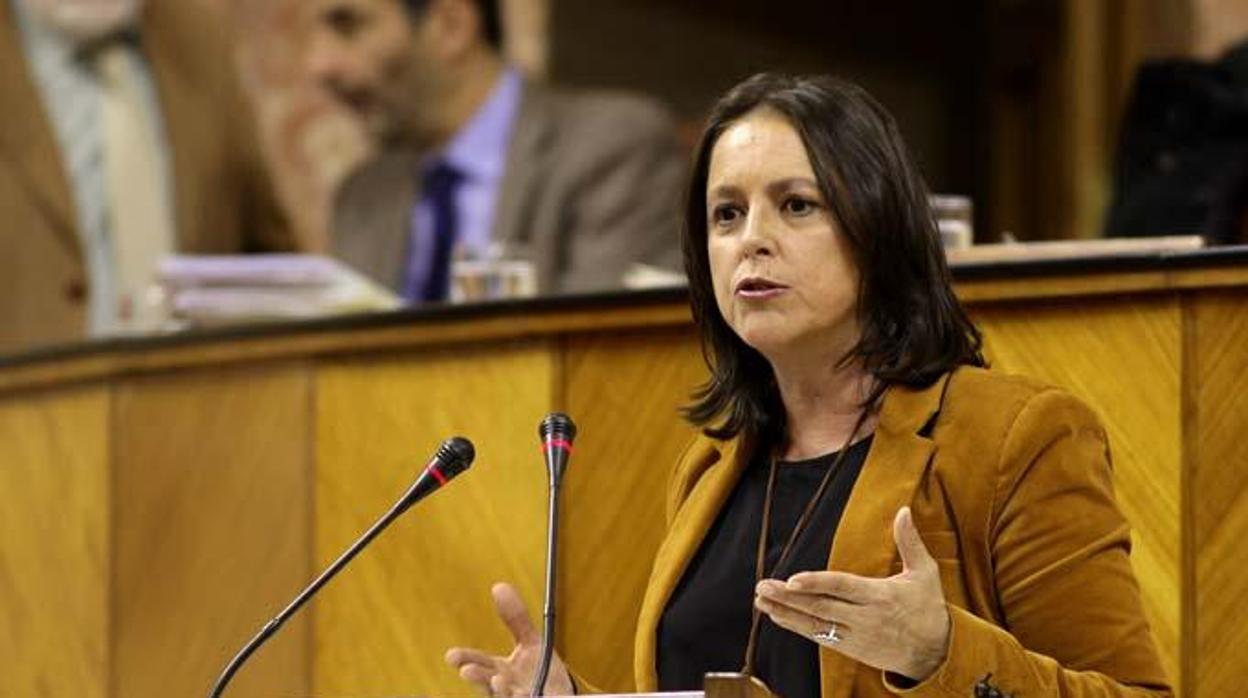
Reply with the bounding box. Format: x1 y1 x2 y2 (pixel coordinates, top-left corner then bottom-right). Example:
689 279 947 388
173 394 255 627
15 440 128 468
682 73 984 445
403 0 502 51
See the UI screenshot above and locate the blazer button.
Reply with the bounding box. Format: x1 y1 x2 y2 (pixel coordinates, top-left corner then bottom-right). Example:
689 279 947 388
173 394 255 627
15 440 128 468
64 278 87 303
974 674 1009 698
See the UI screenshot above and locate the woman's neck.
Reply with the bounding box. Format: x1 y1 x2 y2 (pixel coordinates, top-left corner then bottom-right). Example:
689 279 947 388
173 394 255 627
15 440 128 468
773 360 877 461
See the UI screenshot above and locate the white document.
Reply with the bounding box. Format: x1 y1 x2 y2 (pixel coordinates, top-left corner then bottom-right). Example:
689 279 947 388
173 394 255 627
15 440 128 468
158 254 402 325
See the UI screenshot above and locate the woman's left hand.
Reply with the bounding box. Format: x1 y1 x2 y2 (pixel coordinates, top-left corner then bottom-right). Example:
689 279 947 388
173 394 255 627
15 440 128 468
754 506 951 683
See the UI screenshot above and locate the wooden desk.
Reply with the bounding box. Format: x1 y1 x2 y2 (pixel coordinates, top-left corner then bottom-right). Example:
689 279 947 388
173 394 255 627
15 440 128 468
1 248 1245 698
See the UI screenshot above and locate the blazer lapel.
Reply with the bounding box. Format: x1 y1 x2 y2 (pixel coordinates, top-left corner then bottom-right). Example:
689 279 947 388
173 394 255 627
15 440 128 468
0 4 79 258
141 0 197 251
819 373 952 698
634 437 746 692
492 81 553 252
327 146 419 292
369 150 420 292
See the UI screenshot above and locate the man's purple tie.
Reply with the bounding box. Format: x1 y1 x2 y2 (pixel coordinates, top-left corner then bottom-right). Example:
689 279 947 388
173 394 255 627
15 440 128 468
415 160 464 302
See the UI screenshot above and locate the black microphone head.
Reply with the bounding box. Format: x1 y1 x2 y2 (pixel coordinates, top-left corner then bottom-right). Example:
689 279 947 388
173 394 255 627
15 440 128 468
433 436 475 479
538 413 576 484
399 436 475 510
539 412 577 443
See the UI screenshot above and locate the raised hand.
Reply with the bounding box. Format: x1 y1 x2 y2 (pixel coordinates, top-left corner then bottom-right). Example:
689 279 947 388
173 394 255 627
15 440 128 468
445 582 575 697
753 506 951 682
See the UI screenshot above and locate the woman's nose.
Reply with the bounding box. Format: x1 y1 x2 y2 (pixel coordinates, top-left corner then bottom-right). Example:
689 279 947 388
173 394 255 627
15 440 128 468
740 209 776 256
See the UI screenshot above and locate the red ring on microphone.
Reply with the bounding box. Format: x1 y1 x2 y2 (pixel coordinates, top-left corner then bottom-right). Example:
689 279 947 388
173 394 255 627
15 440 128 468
428 464 448 485
543 438 575 453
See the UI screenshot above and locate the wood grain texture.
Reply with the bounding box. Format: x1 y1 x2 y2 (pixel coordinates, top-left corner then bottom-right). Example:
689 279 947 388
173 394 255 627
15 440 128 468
0 301 694 394
6 263 1248 395
0 386 110 698
971 297 1183 688
559 327 706 691
4 276 1246 697
313 342 555 696
1189 291 1248 698
111 364 313 698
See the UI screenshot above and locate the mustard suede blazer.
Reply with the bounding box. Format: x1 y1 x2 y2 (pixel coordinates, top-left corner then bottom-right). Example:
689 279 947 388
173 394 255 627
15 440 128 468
633 367 1173 697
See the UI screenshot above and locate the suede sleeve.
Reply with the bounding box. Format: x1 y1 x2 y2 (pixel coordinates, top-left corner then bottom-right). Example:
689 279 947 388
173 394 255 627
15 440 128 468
884 389 1173 697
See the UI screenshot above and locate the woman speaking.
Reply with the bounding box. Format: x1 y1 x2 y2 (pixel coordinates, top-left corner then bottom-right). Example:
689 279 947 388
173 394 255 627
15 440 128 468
446 73 1173 697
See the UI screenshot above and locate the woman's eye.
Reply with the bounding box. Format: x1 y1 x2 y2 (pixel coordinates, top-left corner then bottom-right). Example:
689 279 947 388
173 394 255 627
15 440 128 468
711 204 741 226
783 197 818 216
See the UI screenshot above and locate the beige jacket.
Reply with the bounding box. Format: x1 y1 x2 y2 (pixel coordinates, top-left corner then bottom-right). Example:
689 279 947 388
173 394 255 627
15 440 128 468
0 0 291 353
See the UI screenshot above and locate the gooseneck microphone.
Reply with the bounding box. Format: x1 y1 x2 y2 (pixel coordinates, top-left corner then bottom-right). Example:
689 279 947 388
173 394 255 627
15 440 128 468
532 413 577 697
207 436 476 698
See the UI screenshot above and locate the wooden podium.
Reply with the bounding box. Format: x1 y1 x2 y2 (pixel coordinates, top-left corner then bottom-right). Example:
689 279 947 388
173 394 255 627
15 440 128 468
1 248 1247 698
704 673 781 698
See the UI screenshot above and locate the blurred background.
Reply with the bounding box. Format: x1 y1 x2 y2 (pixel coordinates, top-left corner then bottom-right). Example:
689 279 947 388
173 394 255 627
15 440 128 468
218 0 1240 249
4 3 1248 697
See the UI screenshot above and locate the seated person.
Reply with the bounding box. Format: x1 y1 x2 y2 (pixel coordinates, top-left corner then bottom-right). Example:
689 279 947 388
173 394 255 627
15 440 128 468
307 0 685 301
447 74 1173 697
1105 6 1248 243
0 0 293 351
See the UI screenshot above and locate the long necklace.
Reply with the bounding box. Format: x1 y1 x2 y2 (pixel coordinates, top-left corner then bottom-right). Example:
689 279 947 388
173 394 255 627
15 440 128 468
741 408 871 676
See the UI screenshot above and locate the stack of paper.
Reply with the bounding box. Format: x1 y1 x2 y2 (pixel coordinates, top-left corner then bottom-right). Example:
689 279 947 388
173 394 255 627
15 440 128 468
158 254 401 326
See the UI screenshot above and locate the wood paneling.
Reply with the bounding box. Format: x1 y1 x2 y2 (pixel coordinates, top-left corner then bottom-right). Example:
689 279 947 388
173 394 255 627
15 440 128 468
11 268 1248 395
972 298 1183 686
0 386 110 698
0 301 693 394
313 342 555 696
111 365 312 698
1190 291 1248 698
559 327 705 691
4 269 1248 697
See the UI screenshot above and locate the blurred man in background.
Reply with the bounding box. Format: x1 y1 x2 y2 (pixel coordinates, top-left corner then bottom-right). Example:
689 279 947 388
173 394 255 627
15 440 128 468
0 0 294 351
308 0 684 301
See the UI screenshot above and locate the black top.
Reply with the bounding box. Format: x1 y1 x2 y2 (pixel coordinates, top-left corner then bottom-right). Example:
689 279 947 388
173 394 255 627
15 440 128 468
657 436 872 698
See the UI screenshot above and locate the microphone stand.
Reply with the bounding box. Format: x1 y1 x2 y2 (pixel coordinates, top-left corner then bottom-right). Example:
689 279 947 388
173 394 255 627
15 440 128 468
532 413 575 697
208 491 417 698
532 468 563 696
208 437 474 698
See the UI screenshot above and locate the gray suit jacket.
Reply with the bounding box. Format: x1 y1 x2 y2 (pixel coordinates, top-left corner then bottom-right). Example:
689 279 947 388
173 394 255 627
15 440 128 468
331 82 685 295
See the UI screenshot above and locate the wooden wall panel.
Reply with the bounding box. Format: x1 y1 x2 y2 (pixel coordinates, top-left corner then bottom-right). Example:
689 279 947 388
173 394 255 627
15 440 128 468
971 298 1183 687
0 386 110 698
1190 291 1248 698
314 342 554 696
559 328 705 691
111 365 313 698
3 280 1242 697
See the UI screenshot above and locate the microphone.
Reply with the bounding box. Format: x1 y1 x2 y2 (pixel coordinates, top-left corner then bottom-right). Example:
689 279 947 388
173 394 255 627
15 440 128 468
532 413 577 697
207 436 476 698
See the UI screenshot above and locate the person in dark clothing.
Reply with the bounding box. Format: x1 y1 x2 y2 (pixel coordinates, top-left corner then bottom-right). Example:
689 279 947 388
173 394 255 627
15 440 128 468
1105 39 1248 243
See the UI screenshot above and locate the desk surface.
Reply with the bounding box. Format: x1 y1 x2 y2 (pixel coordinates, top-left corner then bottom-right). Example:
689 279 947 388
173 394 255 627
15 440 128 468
3 245 1248 385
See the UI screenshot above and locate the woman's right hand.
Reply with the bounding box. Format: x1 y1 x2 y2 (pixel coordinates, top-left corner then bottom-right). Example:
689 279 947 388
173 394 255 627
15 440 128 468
445 582 575 697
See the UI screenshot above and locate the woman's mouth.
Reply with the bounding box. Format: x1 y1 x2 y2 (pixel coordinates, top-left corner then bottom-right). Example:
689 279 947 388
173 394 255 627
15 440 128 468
735 277 789 299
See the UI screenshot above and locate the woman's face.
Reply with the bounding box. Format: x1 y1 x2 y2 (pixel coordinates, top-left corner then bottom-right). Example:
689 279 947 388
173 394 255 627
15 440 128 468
706 108 861 364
